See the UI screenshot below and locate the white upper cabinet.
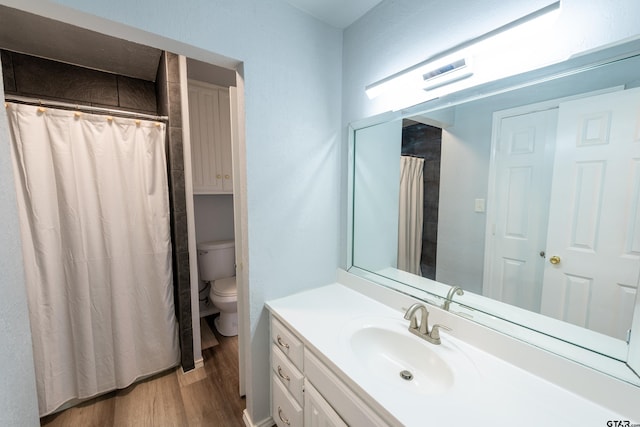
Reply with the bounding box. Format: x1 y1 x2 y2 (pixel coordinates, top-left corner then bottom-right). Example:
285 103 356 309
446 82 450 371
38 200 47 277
188 80 233 194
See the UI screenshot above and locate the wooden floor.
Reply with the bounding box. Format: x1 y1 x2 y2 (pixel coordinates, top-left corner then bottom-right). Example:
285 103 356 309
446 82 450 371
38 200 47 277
40 317 246 427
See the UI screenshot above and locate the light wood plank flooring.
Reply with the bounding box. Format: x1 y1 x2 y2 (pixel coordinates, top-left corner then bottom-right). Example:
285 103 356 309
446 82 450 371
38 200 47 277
41 317 245 427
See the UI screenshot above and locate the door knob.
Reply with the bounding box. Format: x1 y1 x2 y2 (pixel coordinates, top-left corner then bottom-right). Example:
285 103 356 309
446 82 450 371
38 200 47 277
549 256 561 265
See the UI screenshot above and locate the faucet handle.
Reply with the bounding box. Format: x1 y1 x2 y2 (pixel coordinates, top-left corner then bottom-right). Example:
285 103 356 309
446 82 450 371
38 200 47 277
429 324 452 343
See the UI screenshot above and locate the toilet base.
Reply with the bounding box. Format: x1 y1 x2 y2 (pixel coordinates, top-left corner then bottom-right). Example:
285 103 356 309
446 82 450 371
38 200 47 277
214 312 238 337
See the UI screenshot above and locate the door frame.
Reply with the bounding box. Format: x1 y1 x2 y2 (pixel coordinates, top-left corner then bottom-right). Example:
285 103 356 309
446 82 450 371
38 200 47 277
229 78 248 397
181 57 248 396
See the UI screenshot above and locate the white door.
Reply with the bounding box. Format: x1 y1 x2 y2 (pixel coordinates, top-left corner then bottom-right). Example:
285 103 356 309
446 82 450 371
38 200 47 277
540 88 640 340
485 109 558 311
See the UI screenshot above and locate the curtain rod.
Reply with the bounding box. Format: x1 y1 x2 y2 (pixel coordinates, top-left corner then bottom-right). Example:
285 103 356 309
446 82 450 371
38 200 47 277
4 95 169 122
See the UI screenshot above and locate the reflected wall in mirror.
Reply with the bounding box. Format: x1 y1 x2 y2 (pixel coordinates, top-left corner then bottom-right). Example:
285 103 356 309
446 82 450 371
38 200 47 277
350 42 640 384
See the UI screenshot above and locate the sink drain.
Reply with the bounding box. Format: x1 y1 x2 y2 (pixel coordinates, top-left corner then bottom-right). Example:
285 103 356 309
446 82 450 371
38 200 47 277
399 370 413 381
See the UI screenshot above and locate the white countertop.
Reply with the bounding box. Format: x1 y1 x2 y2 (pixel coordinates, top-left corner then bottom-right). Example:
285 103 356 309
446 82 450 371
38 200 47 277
266 283 625 426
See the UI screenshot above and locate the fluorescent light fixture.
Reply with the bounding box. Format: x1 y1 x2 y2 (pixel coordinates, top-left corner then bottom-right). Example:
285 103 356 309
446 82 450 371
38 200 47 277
365 52 472 99
365 1 561 105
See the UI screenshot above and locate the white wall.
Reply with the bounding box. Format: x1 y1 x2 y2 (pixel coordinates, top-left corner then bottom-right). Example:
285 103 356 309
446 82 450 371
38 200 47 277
0 61 39 426
353 120 402 272
436 105 492 294
0 0 342 424
194 195 235 243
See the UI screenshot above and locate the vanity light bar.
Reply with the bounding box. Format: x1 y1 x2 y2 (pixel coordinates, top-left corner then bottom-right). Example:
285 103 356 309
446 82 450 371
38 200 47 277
365 1 560 101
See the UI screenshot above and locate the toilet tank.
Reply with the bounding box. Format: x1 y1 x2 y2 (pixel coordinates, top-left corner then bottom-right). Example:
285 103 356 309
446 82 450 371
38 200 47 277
197 239 235 281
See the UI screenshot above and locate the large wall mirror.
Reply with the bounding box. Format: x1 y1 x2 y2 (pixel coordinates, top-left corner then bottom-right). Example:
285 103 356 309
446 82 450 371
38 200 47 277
348 38 640 385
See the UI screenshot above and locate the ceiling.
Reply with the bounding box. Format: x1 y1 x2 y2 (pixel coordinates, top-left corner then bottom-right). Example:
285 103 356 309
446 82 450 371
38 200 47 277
0 1 381 83
284 0 383 28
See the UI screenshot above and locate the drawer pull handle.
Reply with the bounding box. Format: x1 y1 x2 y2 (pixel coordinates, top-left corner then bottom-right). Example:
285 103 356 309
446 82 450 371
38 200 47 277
277 365 290 382
277 406 291 425
276 335 290 350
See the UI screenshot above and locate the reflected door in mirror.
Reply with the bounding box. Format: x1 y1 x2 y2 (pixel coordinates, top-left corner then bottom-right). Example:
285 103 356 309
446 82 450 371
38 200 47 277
541 88 640 341
485 109 558 312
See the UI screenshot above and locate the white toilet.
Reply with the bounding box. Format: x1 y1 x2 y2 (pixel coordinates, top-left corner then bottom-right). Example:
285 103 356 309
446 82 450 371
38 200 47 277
197 239 238 336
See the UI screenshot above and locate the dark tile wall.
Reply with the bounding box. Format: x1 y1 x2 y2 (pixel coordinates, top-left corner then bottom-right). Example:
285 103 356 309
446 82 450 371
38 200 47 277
1 50 156 113
402 122 442 280
156 52 194 371
2 49 194 371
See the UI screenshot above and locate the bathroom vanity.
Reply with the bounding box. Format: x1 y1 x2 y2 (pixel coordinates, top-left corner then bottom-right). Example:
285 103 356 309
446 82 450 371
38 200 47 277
269 316 384 426
266 276 635 426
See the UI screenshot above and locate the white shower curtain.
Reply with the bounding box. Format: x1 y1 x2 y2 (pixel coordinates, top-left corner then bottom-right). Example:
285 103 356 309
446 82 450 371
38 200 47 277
6 103 179 416
398 155 424 276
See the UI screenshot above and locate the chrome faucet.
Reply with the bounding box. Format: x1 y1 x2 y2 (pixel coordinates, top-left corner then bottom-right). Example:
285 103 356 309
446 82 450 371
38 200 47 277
443 286 464 311
404 303 429 335
403 303 450 345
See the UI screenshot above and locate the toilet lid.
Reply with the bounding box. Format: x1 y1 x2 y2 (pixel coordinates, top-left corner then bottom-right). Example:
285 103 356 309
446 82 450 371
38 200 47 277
212 277 236 296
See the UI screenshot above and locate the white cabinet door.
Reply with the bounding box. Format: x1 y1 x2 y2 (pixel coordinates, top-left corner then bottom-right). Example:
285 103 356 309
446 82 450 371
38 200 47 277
541 87 640 340
304 379 347 427
188 80 233 194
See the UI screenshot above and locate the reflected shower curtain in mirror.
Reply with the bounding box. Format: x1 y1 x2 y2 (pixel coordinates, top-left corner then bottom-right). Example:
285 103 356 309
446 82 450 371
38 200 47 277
398 155 424 276
6 103 179 416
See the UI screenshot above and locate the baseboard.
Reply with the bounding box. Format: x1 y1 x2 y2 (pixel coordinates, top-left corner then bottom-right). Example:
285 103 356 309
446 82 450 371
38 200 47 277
242 409 274 427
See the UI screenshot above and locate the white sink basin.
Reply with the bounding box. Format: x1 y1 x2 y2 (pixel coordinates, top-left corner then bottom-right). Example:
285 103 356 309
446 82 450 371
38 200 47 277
342 316 479 396
350 325 455 395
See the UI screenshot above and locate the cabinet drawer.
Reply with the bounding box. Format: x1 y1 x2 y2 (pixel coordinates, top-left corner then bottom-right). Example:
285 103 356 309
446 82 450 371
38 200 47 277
271 319 303 370
272 373 303 427
272 344 304 406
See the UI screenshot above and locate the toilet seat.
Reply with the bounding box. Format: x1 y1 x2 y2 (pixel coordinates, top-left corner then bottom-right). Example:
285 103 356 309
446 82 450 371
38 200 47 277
212 276 236 297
